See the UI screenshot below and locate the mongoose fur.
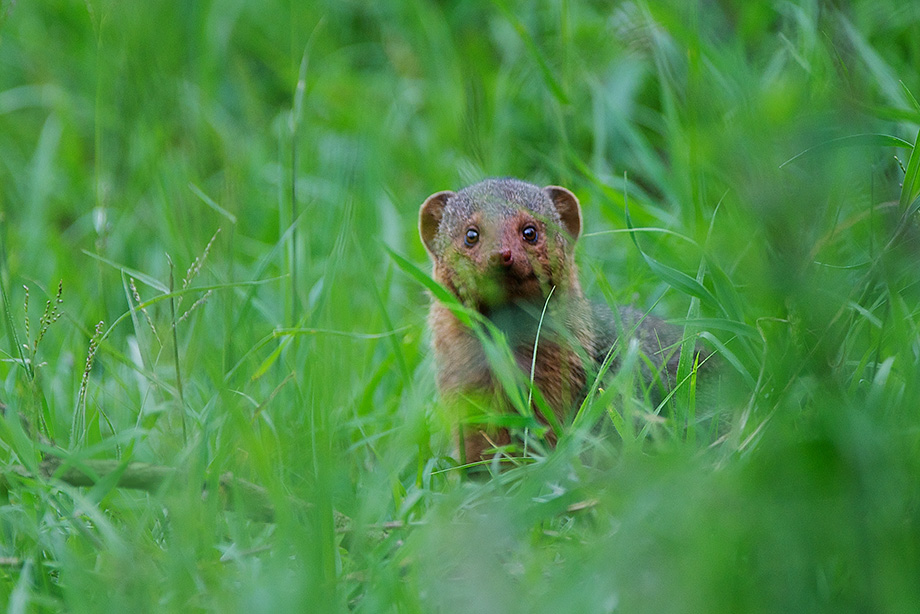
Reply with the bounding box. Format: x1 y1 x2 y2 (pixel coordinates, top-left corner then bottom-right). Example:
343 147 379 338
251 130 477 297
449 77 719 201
419 178 689 463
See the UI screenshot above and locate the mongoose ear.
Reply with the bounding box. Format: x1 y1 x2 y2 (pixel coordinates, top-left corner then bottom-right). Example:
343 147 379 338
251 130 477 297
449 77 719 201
544 186 582 241
419 190 454 256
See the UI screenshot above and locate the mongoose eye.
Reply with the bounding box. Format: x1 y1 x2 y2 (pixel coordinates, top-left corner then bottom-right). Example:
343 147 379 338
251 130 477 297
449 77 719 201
464 227 479 247
522 225 538 244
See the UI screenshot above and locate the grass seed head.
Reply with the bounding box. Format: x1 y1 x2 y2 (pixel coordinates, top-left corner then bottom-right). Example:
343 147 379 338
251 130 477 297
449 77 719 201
130 277 162 346
22 284 30 342
23 281 64 358
177 289 213 325
34 280 64 353
75 320 105 441
182 227 221 291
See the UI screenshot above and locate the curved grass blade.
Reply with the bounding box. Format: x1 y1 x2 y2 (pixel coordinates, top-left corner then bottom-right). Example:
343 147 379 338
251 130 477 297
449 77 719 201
673 318 758 339
899 81 920 115
899 129 920 210
385 246 475 328
624 198 719 311
780 133 913 169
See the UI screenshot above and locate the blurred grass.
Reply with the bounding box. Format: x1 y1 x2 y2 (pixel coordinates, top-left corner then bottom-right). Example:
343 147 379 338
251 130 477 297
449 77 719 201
1 0 920 611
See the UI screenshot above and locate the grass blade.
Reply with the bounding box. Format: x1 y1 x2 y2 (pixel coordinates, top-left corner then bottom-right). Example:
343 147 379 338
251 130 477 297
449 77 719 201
780 133 913 169
899 129 920 210
624 193 719 310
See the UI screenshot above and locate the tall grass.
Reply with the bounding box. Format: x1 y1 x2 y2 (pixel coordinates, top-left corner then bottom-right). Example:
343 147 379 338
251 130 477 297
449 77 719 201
1 1 919 611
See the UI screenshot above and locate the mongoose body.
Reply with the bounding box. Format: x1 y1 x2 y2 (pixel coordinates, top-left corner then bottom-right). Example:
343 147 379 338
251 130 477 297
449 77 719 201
419 178 684 463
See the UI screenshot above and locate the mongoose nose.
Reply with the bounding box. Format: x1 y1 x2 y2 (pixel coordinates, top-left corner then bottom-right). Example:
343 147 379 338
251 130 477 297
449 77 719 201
499 248 513 267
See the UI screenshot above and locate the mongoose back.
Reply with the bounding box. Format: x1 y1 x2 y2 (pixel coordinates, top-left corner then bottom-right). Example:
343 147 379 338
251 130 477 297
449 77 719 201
419 178 686 463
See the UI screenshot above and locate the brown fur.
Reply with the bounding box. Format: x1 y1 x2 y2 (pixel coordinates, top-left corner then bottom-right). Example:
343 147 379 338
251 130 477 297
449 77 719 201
419 178 684 464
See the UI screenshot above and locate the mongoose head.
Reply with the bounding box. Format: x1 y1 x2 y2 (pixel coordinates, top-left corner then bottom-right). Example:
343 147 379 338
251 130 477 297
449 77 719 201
419 178 582 310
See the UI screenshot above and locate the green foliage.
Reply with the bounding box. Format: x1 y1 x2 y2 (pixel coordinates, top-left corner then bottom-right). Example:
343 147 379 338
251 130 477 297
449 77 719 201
1 0 919 611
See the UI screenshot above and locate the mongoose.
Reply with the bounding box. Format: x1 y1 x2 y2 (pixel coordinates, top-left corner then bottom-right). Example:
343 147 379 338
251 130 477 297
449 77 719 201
419 178 688 464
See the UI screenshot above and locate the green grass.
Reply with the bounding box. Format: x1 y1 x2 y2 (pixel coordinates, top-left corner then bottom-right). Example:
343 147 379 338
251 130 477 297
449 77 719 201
1 0 920 611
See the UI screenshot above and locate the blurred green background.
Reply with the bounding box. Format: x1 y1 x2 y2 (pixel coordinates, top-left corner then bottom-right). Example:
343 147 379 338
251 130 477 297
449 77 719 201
1 0 919 611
